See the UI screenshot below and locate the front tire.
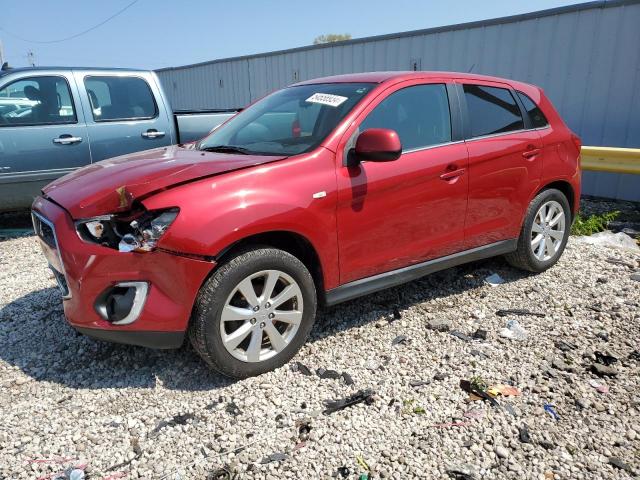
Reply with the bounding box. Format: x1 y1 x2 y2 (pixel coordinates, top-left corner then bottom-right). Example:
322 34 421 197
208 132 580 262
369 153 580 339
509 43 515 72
189 247 317 378
505 188 571 272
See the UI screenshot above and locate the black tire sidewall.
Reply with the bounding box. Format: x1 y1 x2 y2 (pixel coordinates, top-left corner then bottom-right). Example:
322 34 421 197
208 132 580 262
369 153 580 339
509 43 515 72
197 248 316 378
522 189 571 271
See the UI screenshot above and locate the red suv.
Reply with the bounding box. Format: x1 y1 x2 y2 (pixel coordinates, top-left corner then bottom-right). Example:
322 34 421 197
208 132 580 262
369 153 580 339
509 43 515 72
32 72 581 378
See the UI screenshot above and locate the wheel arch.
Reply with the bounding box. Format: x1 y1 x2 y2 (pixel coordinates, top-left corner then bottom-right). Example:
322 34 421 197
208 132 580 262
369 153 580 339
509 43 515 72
535 180 577 216
214 230 326 304
514 179 576 238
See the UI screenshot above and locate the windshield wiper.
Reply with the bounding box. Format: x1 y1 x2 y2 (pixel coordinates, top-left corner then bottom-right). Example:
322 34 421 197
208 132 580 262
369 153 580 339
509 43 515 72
200 145 252 155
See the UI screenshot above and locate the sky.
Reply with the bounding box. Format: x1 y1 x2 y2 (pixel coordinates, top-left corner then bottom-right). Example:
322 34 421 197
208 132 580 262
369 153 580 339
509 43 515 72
1 0 584 70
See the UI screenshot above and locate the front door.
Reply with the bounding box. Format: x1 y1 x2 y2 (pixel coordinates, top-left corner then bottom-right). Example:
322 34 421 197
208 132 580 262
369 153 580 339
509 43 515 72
335 81 469 284
0 73 90 210
73 72 173 161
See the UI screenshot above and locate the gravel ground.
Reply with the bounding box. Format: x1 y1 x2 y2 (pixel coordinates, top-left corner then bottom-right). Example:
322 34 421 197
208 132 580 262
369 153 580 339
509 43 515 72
1 233 639 480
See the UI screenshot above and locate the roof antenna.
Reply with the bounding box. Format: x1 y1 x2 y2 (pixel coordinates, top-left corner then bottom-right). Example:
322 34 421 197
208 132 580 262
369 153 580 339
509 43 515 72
467 63 476 73
1 62 10 71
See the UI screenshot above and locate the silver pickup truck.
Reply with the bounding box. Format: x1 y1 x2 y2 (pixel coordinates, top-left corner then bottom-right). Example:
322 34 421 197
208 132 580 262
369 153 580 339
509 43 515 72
0 67 236 212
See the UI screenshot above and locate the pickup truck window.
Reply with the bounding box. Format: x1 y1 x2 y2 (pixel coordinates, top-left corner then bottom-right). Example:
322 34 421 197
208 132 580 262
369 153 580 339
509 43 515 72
0 76 76 127
463 84 524 138
198 83 373 156
359 84 452 151
84 76 157 122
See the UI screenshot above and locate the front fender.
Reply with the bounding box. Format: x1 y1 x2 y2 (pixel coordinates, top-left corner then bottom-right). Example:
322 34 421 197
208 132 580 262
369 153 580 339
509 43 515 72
142 148 340 289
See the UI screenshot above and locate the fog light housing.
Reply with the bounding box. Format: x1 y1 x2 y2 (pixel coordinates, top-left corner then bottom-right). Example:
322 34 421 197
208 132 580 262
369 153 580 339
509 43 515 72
95 281 149 325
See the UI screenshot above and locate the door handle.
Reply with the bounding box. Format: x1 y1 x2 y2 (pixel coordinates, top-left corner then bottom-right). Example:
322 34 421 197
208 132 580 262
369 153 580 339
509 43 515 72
440 168 466 180
141 129 165 139
522 147 541 159
53 135 82 145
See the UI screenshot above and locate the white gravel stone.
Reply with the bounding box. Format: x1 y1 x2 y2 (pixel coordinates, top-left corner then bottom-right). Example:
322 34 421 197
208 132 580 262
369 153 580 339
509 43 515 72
495 445 509 459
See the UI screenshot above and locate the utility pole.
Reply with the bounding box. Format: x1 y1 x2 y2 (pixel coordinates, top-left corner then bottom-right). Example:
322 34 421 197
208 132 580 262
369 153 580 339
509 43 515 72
0 39 5 66
27 50 35 67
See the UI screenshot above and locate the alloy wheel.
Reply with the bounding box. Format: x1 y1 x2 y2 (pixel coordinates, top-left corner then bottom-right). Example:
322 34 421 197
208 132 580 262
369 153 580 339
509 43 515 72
530 200 566 261
219 269 303 362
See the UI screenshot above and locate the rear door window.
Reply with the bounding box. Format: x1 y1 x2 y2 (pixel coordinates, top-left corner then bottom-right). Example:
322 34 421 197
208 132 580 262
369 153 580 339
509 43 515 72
516 91 549 128
463 84 524 138
360 84 451 151
0 76 77 126
84 76 157 121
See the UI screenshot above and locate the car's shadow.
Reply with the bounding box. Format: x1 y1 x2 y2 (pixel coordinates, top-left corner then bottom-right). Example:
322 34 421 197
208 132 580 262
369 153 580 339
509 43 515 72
0 288 233 392
0 257 532 391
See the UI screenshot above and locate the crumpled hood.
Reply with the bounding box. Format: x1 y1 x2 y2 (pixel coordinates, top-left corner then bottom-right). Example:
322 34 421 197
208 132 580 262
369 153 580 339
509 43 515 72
42 145 287 218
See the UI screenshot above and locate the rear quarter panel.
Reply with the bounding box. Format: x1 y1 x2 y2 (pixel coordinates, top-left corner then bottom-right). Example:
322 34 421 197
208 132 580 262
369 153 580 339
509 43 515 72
519 85 581 213
142 148 340 289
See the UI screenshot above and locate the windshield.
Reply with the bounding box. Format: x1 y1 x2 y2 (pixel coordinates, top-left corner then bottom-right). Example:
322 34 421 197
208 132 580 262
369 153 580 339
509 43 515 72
197 83 374 156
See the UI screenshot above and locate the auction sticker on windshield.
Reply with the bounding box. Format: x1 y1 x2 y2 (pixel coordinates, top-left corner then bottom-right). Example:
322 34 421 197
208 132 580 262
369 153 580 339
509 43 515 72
306 93 348 107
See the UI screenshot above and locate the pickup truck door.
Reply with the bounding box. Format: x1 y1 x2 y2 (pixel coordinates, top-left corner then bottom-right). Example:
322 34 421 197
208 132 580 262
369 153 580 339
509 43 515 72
335 80 469 284
72 71 173 161
0 72 90 210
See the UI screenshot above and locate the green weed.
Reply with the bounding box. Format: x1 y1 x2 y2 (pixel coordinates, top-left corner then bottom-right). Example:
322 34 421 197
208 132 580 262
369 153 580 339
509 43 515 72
570 211 619 236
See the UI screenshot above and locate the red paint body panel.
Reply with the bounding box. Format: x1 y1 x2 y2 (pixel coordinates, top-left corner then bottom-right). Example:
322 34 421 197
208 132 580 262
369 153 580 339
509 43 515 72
534 91 582 213
463 130 543 247
42 145 286 218
143 148 341 289
31 71 580 344
335 142 469 283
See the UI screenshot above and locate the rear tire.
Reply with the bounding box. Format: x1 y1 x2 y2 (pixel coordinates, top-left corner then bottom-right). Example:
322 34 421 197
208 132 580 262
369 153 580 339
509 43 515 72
505 188 571 272
189 247 317 378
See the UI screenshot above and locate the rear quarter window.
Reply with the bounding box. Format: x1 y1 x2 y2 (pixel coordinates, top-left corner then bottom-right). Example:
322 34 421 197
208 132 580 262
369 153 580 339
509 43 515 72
516 91 549 128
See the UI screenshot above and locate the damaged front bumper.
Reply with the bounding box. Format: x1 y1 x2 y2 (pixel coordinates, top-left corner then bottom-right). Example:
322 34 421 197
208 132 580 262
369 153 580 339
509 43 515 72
31 196 215 349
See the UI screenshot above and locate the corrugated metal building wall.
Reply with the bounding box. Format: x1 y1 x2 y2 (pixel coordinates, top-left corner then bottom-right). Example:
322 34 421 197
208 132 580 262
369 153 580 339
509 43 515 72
157 0 640 201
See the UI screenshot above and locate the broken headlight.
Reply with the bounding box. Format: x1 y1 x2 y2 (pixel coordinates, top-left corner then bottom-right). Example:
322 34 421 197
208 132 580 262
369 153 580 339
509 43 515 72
76 207 179 253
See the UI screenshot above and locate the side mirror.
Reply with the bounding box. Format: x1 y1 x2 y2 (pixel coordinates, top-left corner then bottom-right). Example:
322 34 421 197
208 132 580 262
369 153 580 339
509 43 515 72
351 128 402 164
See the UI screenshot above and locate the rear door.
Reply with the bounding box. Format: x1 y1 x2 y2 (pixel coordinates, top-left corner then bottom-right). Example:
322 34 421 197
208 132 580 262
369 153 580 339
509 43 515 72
458 81 543 249
335 80 469 283
73 71 173 161
0 72 90 210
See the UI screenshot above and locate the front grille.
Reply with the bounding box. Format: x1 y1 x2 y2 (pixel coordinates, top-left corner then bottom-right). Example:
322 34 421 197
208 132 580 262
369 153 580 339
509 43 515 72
32 213 56 248
32 211 72 299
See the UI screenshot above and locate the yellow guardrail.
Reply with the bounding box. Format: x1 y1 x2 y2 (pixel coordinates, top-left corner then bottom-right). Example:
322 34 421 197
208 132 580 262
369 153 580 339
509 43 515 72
581 146 640 175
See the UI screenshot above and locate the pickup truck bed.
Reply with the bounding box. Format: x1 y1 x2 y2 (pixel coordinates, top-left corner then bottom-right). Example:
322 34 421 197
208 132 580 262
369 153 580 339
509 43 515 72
173 109 236 144
0 66 235 212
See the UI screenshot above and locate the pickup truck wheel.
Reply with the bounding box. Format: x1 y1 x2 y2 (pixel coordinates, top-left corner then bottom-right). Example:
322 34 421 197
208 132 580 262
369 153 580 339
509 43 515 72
189 247 317 378
505 188 571 273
